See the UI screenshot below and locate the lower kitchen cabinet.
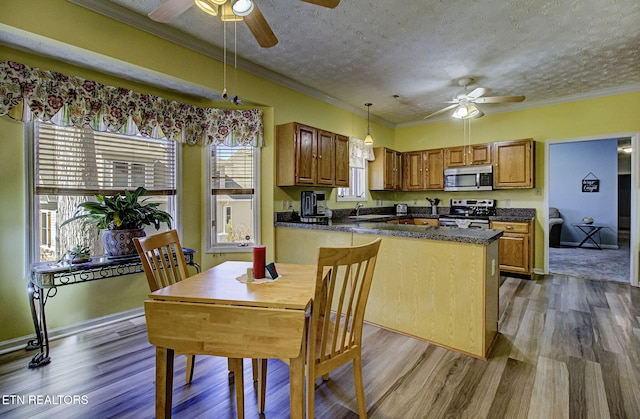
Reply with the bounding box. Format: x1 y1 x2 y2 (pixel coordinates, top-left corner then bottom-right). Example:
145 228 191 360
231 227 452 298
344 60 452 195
275 226 499 359
490 220 534 276
412 218 439 226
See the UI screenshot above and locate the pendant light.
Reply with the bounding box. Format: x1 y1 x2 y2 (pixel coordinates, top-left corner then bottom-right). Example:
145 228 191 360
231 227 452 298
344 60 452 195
364 103 373 144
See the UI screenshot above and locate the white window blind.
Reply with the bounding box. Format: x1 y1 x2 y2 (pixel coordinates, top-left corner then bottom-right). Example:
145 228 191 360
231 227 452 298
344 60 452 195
209 145 259 250
211 146 255 196
35 121 176 196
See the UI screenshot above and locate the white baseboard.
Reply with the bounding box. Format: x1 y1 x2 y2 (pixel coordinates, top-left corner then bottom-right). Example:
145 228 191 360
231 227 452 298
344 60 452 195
0 307 144 356
559 241 619 250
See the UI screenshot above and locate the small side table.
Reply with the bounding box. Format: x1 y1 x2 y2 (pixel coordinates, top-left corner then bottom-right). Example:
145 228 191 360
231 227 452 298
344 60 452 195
572 223 608 249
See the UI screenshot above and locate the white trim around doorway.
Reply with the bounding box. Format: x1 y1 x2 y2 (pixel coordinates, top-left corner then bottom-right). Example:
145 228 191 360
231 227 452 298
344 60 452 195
543 132 639 287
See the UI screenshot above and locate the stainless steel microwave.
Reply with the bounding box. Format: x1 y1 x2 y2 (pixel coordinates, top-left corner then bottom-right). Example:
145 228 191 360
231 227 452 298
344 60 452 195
444 165 493 191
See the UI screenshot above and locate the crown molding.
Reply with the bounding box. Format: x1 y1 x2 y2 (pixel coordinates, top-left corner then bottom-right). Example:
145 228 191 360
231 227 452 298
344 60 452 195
66 0 394 128
396 83 640 129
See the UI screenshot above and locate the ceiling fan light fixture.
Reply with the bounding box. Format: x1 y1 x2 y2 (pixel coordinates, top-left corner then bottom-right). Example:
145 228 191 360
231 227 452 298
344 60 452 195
364 103 374 144
195 0 220 16
232 0 254 16
452 104 481 119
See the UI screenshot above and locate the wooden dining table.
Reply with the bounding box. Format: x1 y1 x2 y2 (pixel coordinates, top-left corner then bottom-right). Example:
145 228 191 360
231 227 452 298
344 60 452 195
144 260 316 418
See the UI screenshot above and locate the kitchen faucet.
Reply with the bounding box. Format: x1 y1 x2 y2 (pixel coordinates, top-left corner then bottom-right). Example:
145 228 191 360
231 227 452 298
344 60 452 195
355 202 364 216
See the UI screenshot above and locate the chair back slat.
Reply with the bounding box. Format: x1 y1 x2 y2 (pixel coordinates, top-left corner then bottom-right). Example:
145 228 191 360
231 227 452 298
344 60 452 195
134 230 190 292
312 238 381 363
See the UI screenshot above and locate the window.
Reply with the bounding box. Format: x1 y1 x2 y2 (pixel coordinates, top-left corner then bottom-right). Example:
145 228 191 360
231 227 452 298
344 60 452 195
337 155 368 201
28 121 178 263
207 144 260 252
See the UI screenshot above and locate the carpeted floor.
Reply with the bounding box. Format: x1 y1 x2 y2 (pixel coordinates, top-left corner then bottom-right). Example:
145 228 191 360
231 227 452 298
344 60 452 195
549 240 631 283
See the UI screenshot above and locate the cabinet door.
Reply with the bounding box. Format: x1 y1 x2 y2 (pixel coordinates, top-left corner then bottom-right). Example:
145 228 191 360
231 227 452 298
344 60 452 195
316 130 335 185
424 148 444 190
393 152 403 190
295 124 316 185
334 134 349 187
444 146 465 168
469 143 492 165
404 151 424 190
493 139 534 188
384 149 402 190
497 233 529 273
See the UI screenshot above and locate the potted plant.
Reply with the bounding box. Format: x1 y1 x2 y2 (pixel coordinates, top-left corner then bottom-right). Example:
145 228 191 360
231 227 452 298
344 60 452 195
63 244 91 264
61 187 172 258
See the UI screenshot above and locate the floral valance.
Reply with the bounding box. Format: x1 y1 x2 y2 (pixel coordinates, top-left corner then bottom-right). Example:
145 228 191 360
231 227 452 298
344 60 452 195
0 60 262 146
349 137 375 165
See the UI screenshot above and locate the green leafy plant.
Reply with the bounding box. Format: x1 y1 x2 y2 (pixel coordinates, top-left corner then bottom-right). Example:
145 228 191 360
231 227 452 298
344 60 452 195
61 187 172 231
67 244 90 259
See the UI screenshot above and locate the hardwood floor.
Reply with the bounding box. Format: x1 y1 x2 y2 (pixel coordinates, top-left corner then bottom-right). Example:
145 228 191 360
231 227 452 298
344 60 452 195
1 274 640 418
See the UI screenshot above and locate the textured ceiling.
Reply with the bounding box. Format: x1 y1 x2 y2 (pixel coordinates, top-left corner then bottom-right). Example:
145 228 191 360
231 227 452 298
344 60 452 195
68 0 640 126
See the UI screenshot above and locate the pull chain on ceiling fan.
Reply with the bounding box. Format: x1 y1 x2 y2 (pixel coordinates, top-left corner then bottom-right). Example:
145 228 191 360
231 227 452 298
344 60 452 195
149 0 340 48
423 77 525 120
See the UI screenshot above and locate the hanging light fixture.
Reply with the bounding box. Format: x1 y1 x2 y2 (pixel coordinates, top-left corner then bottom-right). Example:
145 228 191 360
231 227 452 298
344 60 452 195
364 103 374 144
452 103 482 119
195 0 224 16
232 0 254 16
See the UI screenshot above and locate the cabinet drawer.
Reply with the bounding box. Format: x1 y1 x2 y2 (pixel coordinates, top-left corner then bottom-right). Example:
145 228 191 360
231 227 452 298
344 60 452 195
413 218 439 226
490 221 529 233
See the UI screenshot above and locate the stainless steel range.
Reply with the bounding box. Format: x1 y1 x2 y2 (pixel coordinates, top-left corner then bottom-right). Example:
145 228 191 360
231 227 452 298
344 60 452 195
439 199 496 230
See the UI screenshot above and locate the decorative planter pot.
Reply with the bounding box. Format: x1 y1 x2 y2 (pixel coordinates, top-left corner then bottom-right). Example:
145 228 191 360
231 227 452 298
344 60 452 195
102 228 146 257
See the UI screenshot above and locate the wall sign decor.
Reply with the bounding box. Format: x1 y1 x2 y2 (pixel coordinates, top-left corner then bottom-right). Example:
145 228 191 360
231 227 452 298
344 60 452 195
582 172 600 192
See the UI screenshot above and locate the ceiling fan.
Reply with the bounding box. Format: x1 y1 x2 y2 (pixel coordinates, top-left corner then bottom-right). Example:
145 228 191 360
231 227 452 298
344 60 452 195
423 78 525 120
148 0 340 48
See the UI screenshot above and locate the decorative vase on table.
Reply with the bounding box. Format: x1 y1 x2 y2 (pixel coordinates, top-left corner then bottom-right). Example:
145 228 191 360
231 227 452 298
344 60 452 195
102 228 147 258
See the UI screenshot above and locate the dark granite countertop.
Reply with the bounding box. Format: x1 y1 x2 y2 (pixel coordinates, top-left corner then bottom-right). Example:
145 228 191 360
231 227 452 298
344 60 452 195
275 219 503 245
274 206 537 246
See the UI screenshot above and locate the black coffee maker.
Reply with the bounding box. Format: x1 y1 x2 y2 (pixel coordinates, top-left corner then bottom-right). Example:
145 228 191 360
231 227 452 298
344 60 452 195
301 191 327 222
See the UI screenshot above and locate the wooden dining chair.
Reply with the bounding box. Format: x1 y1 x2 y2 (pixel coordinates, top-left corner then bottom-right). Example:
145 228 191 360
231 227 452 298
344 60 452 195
134 230 200 384
258 237 382 418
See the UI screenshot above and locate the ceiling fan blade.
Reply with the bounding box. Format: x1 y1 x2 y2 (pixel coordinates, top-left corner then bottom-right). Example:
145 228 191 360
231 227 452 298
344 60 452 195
300 0 340 8
423 104 458 119
466 87 490 99
148 0 194 23
244 2 279 48
475 95 525 103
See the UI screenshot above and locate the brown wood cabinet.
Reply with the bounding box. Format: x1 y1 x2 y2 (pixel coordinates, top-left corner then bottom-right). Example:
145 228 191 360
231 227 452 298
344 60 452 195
402 149 444 191
490 220 534 276
413 218 439 226
493 139 534 188
369 147 402 190
424 148 444 190
444 144 492 168
334 134 349 187
276 122 349 187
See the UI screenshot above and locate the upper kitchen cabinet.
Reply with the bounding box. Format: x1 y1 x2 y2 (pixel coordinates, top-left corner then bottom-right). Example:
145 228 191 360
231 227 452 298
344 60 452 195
333 134 349 187
369 147 402 190
493 138 535 189
404 149 444 190
424 148 445 190
276 122 349 187
444 143 492 168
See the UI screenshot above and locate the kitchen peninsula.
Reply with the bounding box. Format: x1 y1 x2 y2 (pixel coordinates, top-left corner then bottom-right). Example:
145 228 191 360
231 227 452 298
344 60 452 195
274 212 504 359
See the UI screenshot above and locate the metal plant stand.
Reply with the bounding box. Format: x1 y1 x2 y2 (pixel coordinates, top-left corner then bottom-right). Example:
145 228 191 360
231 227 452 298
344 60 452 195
26 249 200 368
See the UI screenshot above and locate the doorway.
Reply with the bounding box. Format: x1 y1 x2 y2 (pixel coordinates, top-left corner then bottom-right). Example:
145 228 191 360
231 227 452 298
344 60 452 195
544 133 639 286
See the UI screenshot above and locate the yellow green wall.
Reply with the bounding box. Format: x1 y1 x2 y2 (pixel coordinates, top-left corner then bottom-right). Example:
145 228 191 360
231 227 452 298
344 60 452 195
0 0 638 343
394 92 640 274
0 0 383 342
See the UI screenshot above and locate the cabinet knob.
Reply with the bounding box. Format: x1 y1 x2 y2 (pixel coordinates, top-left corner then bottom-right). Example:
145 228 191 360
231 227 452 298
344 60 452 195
506 225 513 230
